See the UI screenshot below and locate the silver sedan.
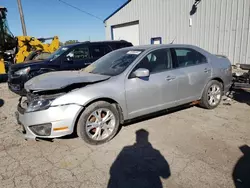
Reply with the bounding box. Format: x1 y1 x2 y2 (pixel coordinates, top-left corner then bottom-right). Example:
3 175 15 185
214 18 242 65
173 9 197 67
16 44 232 144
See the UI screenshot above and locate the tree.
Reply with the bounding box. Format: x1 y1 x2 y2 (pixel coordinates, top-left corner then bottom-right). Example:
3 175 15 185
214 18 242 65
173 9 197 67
64 40 79 45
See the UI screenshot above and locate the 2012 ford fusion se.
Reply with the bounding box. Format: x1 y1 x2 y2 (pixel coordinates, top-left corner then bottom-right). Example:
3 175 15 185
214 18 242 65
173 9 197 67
16 44 232 145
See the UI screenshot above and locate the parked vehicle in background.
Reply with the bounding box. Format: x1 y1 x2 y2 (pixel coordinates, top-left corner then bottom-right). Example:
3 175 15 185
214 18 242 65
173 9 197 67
232 64 250 89
16 44 232 145
8 40 133 95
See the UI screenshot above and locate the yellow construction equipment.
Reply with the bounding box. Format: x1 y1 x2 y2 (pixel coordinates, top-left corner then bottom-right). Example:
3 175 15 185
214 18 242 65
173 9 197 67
0 6 60 75
15 36 59 63
0 58 4 74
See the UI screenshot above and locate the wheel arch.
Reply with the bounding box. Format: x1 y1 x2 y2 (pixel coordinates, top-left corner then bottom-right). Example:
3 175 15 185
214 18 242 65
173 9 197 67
73 97 125 132
200 77 225 99
210 77 224 90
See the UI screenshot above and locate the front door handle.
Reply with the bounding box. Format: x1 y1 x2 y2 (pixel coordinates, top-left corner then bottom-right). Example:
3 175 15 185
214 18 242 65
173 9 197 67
165 76 176 81
204 68 211 73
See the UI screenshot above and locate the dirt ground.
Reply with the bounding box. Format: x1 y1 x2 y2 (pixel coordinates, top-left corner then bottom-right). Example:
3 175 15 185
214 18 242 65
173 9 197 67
0 83 250 188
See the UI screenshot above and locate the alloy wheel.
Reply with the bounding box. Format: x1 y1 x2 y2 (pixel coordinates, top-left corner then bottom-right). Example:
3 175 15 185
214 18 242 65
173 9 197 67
85 108 116 141
207 84 222 106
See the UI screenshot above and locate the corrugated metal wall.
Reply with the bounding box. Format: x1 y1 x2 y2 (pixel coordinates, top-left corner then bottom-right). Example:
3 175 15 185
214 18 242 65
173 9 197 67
105 0 250 65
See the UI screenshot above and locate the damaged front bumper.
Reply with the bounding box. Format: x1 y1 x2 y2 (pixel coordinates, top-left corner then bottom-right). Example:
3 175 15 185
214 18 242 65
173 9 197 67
16 99 84 140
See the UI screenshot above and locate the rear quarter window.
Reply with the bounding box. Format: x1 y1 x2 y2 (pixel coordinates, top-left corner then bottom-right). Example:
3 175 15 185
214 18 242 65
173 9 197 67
111 42 133 50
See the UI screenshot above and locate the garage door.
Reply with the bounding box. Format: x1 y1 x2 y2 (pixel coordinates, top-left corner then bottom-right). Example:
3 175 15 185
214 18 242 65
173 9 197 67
112 23 139 46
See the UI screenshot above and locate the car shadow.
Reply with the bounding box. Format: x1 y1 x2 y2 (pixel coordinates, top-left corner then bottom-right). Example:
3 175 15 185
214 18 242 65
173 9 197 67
228 88 250 106
0 99 4 107
59 132 78 140
107 129 171 188
232 145 250 188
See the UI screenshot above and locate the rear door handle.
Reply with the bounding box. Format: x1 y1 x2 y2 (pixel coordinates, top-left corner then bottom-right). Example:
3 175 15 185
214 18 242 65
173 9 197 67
165 76 176 81
204 68 211 73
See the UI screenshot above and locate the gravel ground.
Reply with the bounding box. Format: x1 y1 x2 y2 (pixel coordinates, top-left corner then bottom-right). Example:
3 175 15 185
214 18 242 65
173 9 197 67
0 83 250 188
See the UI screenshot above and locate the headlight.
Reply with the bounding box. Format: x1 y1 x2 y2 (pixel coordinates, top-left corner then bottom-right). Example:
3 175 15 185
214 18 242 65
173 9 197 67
26 98 53 113
14 67 31 75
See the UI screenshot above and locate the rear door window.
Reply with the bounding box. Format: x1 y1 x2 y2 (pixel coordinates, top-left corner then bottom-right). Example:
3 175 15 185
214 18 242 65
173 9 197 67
172 48 207 68
89 45 112 58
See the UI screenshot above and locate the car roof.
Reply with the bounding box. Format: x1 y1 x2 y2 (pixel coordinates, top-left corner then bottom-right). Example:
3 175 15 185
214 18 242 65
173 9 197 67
119 44 202 51
63 40 131 48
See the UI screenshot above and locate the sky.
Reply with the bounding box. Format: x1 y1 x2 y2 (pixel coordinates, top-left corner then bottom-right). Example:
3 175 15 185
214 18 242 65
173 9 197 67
2 0 127 42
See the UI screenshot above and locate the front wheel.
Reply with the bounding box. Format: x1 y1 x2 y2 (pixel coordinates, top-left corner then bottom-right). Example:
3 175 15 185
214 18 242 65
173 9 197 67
77 101 120 145
200 80 223 109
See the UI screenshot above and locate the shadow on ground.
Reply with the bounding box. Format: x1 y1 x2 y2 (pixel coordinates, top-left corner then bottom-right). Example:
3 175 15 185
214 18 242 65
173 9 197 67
59 132 78 140
232 145 250 188
123 105 192 127
230 89 250 106
107 129 171 188
0 99 4 107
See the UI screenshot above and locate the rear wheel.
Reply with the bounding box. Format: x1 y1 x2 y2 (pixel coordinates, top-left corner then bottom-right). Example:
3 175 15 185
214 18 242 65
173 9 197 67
77 101 120 145
200 80 223 109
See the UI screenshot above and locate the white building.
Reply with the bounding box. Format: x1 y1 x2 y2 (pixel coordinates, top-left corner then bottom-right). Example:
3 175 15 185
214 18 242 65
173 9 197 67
104 0 250 65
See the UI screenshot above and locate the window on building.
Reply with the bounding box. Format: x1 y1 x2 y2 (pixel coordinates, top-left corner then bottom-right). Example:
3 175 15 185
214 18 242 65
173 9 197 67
151 37 162 44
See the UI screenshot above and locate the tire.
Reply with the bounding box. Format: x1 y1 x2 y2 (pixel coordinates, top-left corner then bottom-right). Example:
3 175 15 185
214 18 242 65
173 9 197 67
77 101 120 145
200 80 223 109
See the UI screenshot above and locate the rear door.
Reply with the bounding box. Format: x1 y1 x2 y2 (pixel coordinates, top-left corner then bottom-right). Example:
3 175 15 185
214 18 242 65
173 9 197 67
61 46 92 70
171 48 212 105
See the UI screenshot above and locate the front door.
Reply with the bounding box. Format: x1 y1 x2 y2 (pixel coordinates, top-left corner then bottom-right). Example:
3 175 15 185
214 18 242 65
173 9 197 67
125 48 178 119
171 48 212 105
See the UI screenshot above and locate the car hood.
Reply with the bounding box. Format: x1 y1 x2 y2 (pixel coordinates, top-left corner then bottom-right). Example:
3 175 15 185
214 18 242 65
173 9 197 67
10 59 48 71
24 71 110 92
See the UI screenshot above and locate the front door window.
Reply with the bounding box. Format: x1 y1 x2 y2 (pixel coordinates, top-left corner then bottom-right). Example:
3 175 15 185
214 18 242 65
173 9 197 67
66 47 89 61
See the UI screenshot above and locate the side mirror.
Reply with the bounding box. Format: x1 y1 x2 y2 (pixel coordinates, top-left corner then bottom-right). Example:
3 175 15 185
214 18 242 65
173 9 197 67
132 68 150 78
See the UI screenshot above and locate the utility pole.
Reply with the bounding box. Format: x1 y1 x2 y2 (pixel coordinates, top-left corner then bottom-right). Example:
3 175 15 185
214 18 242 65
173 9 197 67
17 0 27 36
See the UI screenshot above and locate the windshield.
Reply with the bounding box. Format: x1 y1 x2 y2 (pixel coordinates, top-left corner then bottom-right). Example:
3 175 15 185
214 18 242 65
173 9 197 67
47 46 69 61
83 49 144 76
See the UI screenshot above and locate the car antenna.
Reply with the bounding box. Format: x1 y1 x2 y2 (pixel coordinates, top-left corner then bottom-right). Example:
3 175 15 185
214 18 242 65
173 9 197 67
170 37 176 44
